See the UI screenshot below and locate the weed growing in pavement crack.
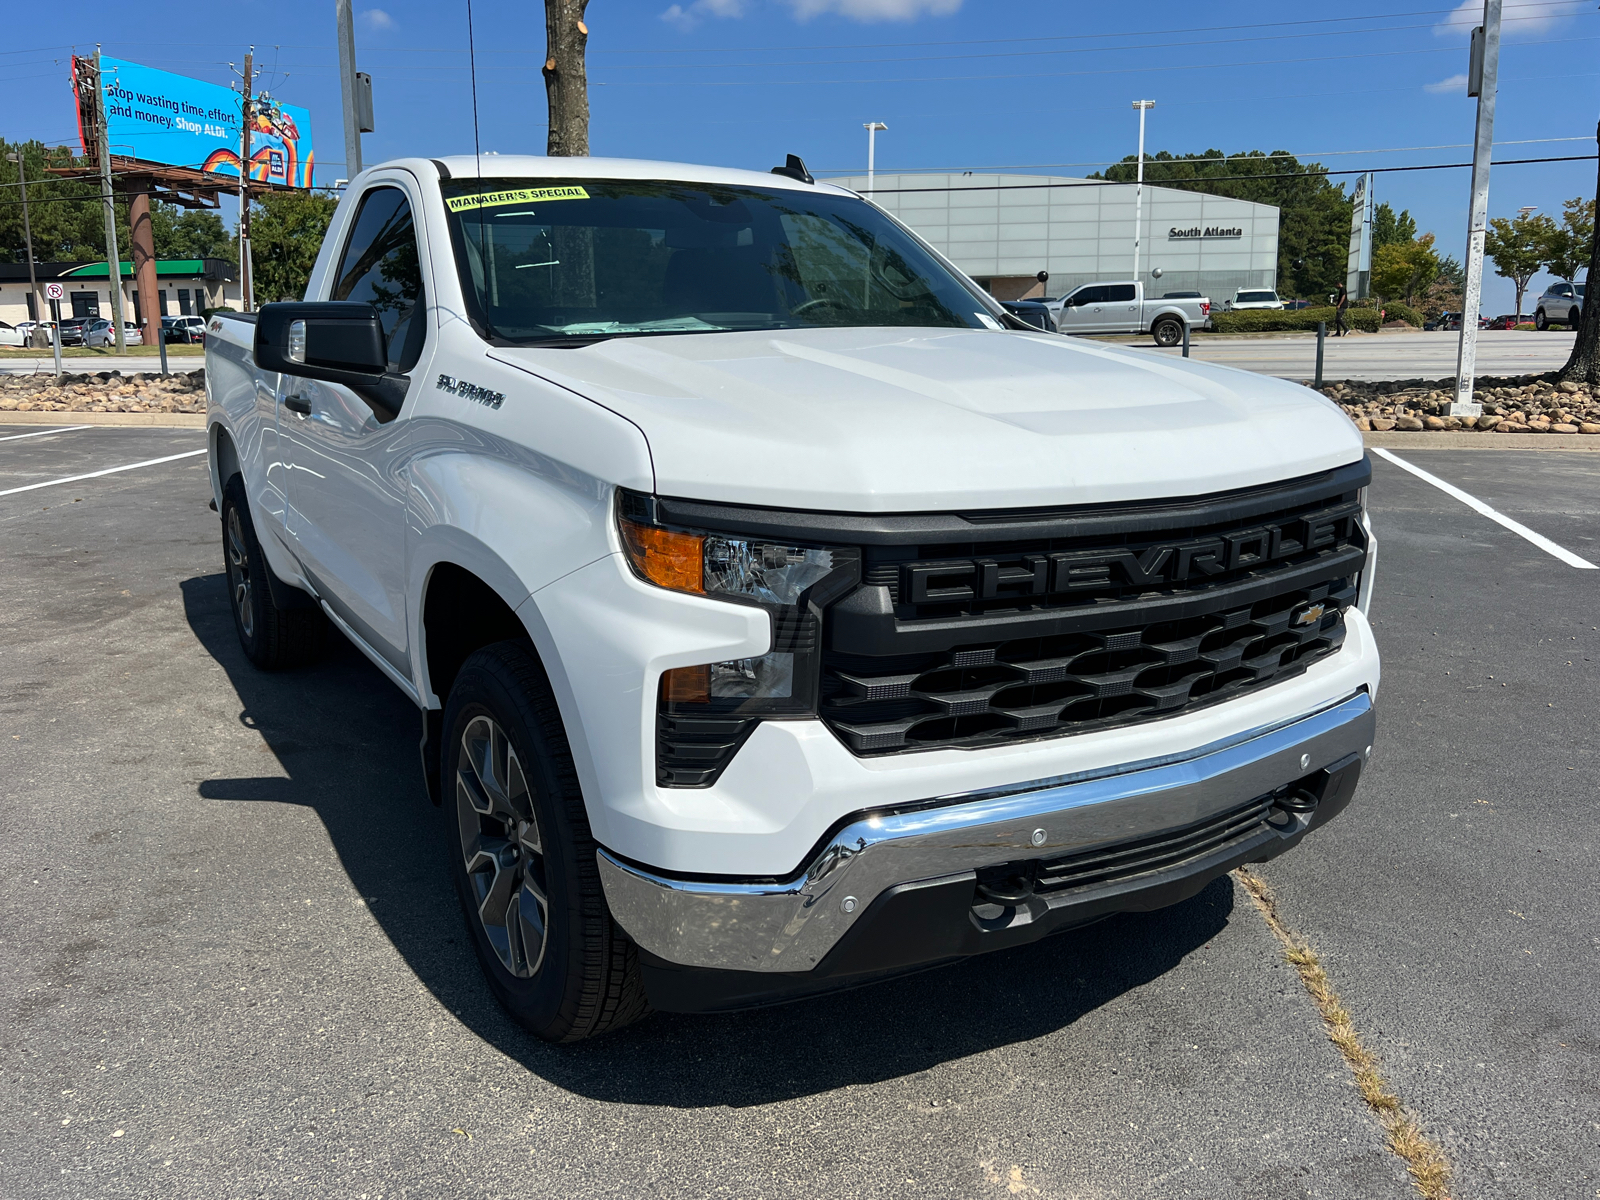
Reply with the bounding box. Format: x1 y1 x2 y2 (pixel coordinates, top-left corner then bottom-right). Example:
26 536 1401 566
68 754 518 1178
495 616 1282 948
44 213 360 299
1234 867 1454 1200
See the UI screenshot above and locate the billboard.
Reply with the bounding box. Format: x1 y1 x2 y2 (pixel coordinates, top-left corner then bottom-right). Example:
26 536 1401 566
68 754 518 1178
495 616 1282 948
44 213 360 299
82 56 314 187
1345 171 1374 300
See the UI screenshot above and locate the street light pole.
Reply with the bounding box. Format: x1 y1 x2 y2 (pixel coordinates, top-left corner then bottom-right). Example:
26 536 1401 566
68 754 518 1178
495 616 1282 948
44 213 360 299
863 122 888 200
1132 101 1155 284
5 151 41 346
1452 0 1501 418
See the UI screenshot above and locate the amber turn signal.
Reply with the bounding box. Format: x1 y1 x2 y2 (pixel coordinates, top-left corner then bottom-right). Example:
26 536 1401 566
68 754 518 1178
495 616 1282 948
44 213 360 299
619 518 704 593
660 664 711 704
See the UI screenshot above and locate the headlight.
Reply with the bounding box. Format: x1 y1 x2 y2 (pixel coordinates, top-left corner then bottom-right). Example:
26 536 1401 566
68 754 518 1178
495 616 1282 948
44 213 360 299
617 489 857 717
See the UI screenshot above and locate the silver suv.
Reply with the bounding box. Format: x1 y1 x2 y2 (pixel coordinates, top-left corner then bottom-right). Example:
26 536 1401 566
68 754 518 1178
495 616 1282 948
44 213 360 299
1534 281 1584 330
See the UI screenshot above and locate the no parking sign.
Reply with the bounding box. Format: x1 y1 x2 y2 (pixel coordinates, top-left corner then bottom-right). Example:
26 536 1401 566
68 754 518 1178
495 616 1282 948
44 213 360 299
45 282 64 301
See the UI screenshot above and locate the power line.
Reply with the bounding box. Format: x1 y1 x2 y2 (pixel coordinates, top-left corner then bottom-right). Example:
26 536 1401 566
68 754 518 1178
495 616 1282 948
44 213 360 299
853 154 1600 196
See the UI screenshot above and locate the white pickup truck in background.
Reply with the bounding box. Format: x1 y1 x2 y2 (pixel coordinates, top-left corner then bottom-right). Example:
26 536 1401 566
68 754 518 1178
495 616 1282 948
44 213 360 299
1046 281 1211 345
205 153 1377 1041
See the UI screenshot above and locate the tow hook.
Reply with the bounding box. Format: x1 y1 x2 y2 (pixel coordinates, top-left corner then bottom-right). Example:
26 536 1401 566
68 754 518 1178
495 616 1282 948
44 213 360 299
975 874 1035 905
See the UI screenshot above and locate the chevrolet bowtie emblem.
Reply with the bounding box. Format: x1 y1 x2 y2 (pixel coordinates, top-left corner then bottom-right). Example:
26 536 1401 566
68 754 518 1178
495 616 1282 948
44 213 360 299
1291 601 1327 628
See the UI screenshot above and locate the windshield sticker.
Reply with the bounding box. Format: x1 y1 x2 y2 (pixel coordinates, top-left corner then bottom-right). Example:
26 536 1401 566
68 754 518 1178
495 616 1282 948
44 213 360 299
445 186 590 213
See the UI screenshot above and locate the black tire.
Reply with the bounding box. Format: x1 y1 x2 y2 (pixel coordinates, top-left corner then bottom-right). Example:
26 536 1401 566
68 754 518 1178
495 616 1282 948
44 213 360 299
1572 308 1583 329
220 475 327 669
442 642 649 1042
1536 309 1549 331
1152 318 1183 348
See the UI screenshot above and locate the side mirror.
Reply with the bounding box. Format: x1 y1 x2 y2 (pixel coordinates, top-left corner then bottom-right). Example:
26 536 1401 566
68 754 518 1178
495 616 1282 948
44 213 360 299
255 301 408 418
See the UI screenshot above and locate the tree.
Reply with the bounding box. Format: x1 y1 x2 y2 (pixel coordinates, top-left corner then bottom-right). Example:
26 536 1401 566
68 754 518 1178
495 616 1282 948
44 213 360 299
543 0 590 156
1485 211 1551 316
1371 231 1441 307
1092 149 1351 300
0 139 107 263
1538 195 1594 284
248 190 338 303
1559 121 1600 385
1371 202 1418 251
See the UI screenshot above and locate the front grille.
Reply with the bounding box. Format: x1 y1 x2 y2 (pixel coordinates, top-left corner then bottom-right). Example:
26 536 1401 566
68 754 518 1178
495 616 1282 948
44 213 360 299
824 579 1352 753
1031 792 1278 896
820 469 1367 755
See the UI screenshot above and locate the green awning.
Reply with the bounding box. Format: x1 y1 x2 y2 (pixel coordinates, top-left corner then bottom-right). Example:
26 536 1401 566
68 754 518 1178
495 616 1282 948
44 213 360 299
65 260 210 279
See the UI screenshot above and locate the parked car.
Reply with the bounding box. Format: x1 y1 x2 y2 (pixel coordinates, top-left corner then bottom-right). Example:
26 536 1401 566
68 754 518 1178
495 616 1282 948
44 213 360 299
164 314 208 344
56 317 91 346
13 319 46 347
208 155 1377 1041
1000 299 1056 332
80 318 120 348
1047 281 1211 345
0 319 27 348
1225 289 1284 312
1484 314 1533 331
1534 281 1584 330
1427 312 1489 332
120 321 144 346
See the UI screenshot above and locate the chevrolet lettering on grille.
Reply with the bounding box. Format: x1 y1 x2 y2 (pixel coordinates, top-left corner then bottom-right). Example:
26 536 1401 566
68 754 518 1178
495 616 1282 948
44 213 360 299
902 500 1363 605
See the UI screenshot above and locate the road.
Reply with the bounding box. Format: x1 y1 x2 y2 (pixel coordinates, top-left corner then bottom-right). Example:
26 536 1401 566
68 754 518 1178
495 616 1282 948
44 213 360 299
0 332 1575 385
0 352 205 376
1 426 1596 1198
1131 329 1576 382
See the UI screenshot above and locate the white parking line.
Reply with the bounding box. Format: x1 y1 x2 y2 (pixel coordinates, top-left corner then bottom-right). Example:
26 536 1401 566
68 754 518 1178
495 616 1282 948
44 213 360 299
0 425 93 442
1372 446 1598 570
0 449 207 498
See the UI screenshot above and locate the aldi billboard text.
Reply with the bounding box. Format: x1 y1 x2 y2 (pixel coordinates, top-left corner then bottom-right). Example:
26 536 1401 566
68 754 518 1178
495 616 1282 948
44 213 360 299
80 57 314 187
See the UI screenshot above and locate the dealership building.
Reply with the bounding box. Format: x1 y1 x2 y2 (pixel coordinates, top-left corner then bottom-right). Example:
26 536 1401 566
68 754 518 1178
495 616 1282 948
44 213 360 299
0 258 241 327
830 173 1281 302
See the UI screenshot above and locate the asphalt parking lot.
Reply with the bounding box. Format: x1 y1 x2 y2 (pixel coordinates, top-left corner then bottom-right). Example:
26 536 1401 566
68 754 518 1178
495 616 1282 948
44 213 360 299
2 425 1597 1199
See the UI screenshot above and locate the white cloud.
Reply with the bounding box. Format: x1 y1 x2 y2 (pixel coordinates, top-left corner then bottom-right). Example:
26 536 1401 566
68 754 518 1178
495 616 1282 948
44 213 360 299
1436 0 1569 36
359 8 395 30
1424 73 1469 94
787 0 962 19
661 0 746 29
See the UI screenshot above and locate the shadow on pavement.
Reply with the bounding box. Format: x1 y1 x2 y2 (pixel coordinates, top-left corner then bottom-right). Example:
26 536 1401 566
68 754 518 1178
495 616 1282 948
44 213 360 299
182 572 1232 1107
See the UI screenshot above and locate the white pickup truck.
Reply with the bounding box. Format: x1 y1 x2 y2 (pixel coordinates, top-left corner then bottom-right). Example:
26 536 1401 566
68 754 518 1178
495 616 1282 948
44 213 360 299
1047 281 1211 346
205 154 1378 1041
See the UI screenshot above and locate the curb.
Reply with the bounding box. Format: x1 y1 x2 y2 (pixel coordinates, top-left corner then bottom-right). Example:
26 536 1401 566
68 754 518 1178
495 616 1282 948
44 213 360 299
1363 430 1600 451
0 410 205 428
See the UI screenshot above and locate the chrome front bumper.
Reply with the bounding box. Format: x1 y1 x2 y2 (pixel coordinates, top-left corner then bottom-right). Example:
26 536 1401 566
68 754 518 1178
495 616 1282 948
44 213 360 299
598 691 1375 975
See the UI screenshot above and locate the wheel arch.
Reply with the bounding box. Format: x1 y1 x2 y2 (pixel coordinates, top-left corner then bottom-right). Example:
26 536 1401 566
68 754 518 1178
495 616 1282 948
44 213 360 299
209 419 240 506
412 535 605 826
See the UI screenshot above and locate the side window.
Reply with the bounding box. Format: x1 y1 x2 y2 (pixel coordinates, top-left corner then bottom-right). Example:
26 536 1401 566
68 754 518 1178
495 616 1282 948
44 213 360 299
1105 284 1137 302
332 186 426 374
1072 286 1106 306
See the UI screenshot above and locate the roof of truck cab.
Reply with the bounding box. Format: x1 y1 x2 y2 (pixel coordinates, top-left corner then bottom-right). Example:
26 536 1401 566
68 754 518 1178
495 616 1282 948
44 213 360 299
389 155 857 198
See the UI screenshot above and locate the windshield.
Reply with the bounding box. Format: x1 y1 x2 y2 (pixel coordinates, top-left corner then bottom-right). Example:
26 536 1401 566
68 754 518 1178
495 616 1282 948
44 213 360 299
1236 291 1277 303
440 178 996 344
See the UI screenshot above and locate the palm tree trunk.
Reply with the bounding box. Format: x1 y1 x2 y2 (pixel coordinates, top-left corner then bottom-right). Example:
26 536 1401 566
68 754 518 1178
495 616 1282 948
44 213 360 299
1559 120 1600 383
543 0 590 157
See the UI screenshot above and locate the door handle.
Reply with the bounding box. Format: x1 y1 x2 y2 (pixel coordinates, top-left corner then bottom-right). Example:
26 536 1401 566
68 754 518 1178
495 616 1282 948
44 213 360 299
284 394 311 415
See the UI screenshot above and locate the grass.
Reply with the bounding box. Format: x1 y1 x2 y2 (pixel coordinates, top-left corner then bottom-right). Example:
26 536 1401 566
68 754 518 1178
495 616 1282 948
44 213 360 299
1235 867 1454 1200
0 344 203 358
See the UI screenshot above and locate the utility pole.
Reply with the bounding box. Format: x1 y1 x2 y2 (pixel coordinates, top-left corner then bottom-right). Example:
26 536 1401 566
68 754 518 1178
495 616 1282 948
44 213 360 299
1132 100 1155 285
5 151 41 343
543 0 591 156
92 50 129 353
863 122 887 200
337 0 364 177
238 49 256 312
1452 0 1501 418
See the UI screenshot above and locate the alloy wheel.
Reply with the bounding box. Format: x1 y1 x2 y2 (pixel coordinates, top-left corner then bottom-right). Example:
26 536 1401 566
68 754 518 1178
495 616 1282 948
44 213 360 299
456 714 549 977
225 505 254 639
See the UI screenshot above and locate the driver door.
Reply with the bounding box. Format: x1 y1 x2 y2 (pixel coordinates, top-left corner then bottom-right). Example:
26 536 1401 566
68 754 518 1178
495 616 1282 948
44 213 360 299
280 180 432 678
1056 285 1107 335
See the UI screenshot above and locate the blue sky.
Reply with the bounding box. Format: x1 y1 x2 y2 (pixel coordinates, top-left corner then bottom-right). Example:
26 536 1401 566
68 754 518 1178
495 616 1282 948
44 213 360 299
4 0 1594 310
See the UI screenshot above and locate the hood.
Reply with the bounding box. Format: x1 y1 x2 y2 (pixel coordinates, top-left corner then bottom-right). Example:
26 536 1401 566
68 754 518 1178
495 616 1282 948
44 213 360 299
491 327 1362 513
